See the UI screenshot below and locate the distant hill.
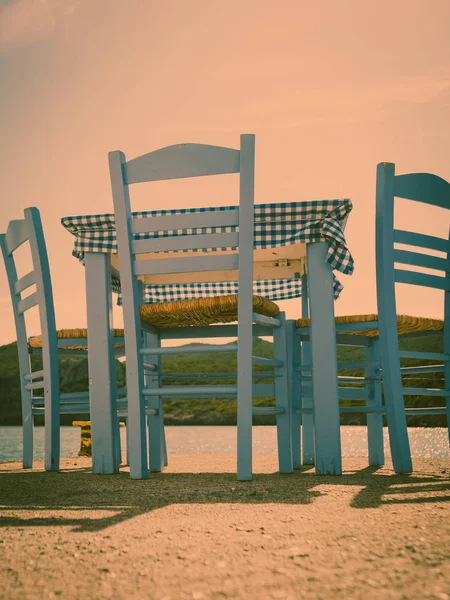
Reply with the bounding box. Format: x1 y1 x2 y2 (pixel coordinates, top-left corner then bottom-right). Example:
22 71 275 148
0 335 446 427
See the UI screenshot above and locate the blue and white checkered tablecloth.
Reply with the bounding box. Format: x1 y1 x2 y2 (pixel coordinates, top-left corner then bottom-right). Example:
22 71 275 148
61 199 354 302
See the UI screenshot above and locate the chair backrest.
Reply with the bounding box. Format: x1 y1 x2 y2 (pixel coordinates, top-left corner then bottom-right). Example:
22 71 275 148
0 208 59 398
375 162 450 348
109 134 255 332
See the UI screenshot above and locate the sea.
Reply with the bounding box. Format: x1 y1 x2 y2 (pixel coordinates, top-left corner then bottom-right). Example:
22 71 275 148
0 426 448 462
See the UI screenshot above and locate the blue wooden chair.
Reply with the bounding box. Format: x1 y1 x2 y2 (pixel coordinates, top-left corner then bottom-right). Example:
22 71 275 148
290 162 449 474
109 134 292 481
0 207 127 471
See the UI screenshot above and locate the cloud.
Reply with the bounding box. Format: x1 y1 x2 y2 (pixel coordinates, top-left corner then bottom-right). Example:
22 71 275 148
0 0 80 51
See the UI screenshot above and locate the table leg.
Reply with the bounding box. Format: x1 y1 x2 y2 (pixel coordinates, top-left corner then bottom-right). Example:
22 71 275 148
85 252 119 474
306 242 342 475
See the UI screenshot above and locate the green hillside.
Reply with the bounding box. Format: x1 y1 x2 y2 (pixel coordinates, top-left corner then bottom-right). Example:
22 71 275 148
0 336 446 427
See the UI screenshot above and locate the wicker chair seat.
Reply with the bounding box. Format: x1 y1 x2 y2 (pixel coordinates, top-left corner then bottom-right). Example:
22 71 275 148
29 328 125 350
29 296 280 347
139 294 280 328
295 313 444 337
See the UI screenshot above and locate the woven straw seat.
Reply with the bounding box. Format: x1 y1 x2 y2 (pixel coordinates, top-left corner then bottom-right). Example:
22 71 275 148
139 294 280 328
29 328 125 350
295 313 444 337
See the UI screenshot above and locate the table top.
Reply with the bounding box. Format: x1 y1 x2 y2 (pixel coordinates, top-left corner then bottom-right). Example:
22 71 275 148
62 199 354 302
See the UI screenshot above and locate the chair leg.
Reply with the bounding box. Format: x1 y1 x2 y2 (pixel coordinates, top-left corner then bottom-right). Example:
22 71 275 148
365 338 384 466
288 322 301 470
45 386 60 472
115 417 122 467
274 314 292 473
237 313 253 482
300 338 315 465
379 327 412 474
145 331 164 473
445 340 450 445
161 404 168 467
307 242 341 475
22 399 34 469
125 416 130 466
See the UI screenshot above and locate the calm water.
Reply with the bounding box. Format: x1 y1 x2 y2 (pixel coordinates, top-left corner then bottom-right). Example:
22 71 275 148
0 425 448 462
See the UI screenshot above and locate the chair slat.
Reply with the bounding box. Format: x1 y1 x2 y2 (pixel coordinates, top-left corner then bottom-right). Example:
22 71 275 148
132 231 239 255
394 172 450 209
404 407 448 415
399 350 448 361
402 387 450 396
17 292 39 314
252 406 284 415
24 370 44 381
142 385 238 396
394 229 449 254
124 143 240 184
394 268 450 291
393 249 449 272
131 209 239 234
14 271 36 295
252 383 275 397
5 219 28 255
134 253 239 277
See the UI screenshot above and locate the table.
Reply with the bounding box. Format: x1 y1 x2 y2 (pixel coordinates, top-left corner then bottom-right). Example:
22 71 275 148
62 199 354 475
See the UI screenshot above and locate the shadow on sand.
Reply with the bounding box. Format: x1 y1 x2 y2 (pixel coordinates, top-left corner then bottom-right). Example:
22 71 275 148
0 461 449 533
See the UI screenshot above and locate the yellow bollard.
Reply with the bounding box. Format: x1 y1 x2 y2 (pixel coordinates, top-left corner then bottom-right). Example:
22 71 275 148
72 421 124 457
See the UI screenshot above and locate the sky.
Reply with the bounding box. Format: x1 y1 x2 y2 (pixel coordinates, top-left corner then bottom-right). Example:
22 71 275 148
0 0 449 346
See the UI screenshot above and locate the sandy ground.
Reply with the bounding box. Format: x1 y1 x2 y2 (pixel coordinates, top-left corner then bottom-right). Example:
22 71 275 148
0 456 449 600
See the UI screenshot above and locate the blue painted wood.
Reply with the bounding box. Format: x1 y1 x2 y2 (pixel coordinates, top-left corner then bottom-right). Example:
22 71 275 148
306 242 342 475
0 227 34 468
394 269 449 291
393 172 450 209
17 292 39 314
365 338 384 465
131 208 240 233
124 143 240 184
14 271 36 294
1 209 131 472
273 313 293 473
300 274 314 466
376 162 413 473
399 350 448 361
143 385 238 396
133 254 239 277
1 209 73 470
445 231 450 444
394 229 449 253
401 387 450 396
110 150 148 480
144 330 165 472
286 319 300 469
4 219 29 254
25 209 60 471
111 133 290 480
236 134 256 481
85 251 121 475
251 313 280 328
159 324 269 339
132 231 239 254
393 249 448 272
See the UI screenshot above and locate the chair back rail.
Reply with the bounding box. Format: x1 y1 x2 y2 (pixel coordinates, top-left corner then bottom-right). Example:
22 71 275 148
131 230 240 256
131 207 240 234
123 143 240 184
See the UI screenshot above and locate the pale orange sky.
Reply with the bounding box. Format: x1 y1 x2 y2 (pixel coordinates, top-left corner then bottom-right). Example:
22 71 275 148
0 0 449 346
